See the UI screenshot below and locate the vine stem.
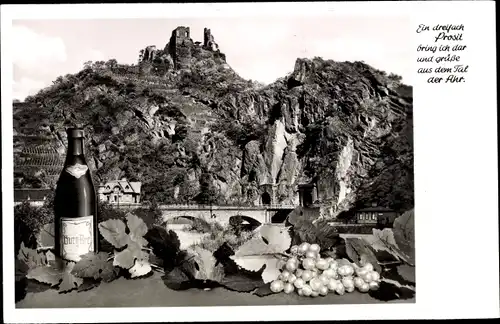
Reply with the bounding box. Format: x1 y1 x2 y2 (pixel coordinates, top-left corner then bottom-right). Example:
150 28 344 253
151 264 164 274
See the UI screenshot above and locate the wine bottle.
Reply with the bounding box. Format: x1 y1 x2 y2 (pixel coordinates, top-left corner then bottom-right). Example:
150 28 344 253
54 127 98 262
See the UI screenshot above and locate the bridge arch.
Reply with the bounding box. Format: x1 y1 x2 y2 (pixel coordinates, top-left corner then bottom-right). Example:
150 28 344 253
229 215 261 232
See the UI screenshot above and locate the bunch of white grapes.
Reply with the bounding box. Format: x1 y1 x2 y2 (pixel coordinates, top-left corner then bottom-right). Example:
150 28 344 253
270 242 381 297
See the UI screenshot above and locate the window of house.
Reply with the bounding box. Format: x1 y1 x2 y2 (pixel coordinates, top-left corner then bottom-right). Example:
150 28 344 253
114 196 117 202
176 30 180 36
372 213 377 220
358 213 363 220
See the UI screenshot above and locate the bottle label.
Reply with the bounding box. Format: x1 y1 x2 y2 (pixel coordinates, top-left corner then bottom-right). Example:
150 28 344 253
65 163 88 179
60 215 94 262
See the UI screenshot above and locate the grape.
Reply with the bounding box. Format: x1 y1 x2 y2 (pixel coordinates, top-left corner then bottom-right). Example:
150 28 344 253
297 288 304 296
302 258 316 270
315 258 329 270
294 278 305 289
290 245 299 255
358 282 370 293
301 269 314 282
283 282 295 294
354 277 365 288
356 267 369 278
325 257 334 264
309 277 323 291
270 280 285 293
288 273 297 284
371 271 380 282
346 286 355 293
305 251 318 259
341 277 354 289
363 263 374 272
295 269 304 278
319 285 329 296
285 260 298 272
310 290 319 297
322 268 336 278
335 283 346 295
279 270 291 282
298 243 310 254
339 265 354 277
369 281 380 291
329 260 339 270
302 284 312 296
309 243 321 253
361 272 373 283
327 278 338 291
319 273 330 286
311 268 319 277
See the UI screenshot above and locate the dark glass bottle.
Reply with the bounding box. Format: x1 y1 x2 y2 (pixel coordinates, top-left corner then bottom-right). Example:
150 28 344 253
54 128 98 262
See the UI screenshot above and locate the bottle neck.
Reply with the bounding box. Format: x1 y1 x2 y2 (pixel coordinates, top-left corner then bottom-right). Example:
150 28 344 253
67 138 84 156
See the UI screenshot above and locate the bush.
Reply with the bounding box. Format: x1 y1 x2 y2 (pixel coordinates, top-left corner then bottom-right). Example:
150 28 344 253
14 202 54 253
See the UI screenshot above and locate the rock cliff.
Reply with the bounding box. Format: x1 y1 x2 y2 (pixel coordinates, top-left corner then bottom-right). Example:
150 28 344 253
13 26 413 218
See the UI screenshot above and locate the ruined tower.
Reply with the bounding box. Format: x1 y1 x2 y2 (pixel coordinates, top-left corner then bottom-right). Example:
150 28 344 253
166 26 193 69
203 28 219 51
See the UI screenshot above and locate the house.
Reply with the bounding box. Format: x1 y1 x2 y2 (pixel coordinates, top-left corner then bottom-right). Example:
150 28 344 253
355 205 398 226
98 179 142 204
14 188 53 207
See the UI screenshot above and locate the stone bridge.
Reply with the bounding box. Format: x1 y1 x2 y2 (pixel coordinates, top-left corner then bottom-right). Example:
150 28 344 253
158 204 296 226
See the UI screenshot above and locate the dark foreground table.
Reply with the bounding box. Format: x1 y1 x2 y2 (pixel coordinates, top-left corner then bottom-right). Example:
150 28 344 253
16 271 415 308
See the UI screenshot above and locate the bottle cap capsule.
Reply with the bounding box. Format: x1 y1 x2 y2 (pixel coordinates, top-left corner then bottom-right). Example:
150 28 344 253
67 128 85 138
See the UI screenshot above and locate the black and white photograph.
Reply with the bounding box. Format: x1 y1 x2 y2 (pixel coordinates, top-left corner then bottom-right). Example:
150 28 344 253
2 1 498 322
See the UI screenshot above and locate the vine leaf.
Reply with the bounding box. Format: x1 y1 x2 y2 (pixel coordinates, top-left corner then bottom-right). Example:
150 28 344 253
72 252 118 282
98 219 130 249
26 266 62 286
129 259 152 278
59 262 83 293
36 223 55 248
113 241 142 270
17 242 47 268
185 246 224 282
231 255 286 284
126 213 149 247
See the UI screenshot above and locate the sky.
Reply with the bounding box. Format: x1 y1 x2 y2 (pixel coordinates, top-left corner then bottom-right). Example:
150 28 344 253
12 17 412 101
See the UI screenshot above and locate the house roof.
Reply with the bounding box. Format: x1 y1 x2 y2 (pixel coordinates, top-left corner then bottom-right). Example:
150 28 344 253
14 189 53 201
99 180 141 194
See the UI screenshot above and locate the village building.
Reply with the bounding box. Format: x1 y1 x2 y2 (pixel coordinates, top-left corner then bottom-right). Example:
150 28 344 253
98 179 142 204
354 204 398 226
14 188 53 207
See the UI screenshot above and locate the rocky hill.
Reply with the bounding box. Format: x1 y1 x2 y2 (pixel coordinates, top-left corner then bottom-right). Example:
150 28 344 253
13 26 413 218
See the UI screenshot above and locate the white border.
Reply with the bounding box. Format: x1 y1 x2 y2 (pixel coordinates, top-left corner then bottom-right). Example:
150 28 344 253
2 1 499 322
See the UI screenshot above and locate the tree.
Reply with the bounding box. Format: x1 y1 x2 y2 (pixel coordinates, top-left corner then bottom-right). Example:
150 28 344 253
105 59 118 71
83 61 93 70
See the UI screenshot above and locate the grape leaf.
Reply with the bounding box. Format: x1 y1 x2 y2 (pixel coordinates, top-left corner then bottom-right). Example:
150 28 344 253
162 267 192 290
368 280 415 301
221 273 265 292
185 246 224 282
26 266 62 286
230 255 286 284
15 259 29 281
59 262 83 293
234 226 291 257
113 241 142 269
144 226 181 271
253 283 275 297
17 242 47 268
126 213 149 247
129 259 152 278
393 209 415 265
396 265 416 285
372 228 413 265
98 219 130 249
72 252 118 282
258 224 292 252
344 237 382 273
36 223 55 248
78 278 102 292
